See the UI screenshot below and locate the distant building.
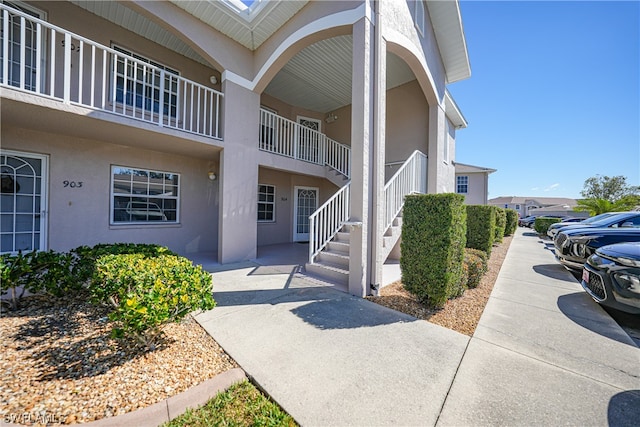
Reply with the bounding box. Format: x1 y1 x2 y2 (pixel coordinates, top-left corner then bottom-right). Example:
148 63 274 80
488 197 587 218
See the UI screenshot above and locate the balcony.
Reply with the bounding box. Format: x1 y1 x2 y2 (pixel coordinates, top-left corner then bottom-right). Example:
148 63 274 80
259 108 351 179
0 3 223 140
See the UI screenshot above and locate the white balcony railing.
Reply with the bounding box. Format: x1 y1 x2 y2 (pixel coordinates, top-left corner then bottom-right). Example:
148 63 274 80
0 3 223 139
309 182 350 263
383 150 427 231
259 108 351 178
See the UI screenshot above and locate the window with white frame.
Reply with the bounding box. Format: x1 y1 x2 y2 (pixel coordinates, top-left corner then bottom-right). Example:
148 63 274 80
456 176 468 194
415 0 426 36
111 166 179 224
515 204 521 210
258 184 275 222
112 45 180 118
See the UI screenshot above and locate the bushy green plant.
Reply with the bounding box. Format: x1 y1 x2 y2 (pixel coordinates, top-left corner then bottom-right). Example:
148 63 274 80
72 243 176 284
466 205 495 255
464 248 487 289
91 254 216 347
28 250 82 297
0 251 36 310
534 217 562 235
504 209 518 236
400 193 466 308
465 248 488 271
493 207 507 243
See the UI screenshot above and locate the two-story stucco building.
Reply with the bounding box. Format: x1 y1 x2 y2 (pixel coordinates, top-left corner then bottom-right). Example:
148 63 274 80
1 0 471 297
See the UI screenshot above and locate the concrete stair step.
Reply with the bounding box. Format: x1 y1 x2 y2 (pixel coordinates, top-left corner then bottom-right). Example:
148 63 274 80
305 262 349 286
317 250 349 268
326 241 349 254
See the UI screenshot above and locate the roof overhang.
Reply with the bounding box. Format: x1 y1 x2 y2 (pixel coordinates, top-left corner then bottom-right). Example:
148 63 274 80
445 90 467 129
426 1 471 84
168 0 309 50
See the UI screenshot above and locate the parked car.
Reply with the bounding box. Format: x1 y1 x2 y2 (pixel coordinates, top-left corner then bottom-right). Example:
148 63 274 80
550 211 640 238
582 242 640 314
518 216 537 227
554 227 640 271
547 212 623 239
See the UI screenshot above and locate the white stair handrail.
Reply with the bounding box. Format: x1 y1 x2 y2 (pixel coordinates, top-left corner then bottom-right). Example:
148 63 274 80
309 182 350 263
383 150 428 231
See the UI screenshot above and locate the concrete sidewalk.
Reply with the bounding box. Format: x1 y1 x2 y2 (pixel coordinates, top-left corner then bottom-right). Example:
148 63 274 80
195 228 639 426
438 229 639 426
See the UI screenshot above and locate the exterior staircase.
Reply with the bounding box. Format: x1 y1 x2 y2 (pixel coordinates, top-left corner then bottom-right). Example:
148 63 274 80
305 150 427 287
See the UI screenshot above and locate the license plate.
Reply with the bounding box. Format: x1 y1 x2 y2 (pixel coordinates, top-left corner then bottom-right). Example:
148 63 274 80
582 269 589 283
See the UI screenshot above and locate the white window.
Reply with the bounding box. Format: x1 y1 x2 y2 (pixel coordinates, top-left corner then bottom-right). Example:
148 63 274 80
415 1 426 36
515 204 521 210
112 45 180 118
456 176 468 194
111 166 179 224
258 184 275 222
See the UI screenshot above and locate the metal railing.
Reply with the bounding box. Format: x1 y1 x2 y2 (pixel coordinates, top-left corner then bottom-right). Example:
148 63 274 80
383 150 427 231
0 3 223 139
309 182 350 263
259 108 351 178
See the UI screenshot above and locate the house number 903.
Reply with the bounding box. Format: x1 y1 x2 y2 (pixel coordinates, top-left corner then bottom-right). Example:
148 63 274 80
63 180 83 188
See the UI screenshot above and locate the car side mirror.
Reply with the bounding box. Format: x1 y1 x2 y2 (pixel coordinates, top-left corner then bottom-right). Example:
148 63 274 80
620 221 635 228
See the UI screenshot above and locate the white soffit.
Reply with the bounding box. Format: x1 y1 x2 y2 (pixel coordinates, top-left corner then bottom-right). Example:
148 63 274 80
264 37 417 114
426 1 471 83
168 0 309 50
69 1 212 67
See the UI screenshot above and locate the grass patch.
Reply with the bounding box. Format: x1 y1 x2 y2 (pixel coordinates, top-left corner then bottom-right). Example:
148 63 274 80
165 380 297 427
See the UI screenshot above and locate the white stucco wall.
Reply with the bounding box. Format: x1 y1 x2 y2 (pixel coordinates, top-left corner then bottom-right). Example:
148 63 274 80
1 126 219 255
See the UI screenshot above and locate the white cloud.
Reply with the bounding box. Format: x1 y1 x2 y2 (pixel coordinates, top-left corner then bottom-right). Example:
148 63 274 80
544 183 560 192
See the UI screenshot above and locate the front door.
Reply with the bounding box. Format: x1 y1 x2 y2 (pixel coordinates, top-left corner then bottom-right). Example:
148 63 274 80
293 186 318 242
0 150 48 253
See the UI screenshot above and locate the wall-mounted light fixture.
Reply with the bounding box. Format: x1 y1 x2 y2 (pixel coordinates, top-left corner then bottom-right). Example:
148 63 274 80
209 75 218 85
208 171 217 181
325 112 338 124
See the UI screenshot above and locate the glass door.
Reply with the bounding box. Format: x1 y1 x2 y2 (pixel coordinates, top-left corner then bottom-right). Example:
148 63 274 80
0 150 47 253
293 186 318 242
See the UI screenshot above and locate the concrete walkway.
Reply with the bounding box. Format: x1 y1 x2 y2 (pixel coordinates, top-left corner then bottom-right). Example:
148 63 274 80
194 228 639 426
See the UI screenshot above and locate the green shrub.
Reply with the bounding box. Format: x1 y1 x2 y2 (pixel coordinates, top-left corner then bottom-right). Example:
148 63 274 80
493 207 507 243
28 250 82 297
466 205 495 255
504 209 518 236
464 248 487 289
465 248 488 271
91 254 215 347
534 217 562 235
72 243 176 283
400 193 467 308
0 251 36 310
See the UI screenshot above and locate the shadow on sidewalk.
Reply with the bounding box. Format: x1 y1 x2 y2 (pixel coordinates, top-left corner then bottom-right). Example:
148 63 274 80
532 263 578 283
557 293 638 347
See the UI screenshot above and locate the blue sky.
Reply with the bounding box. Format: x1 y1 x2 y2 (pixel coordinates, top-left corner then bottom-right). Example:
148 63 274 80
450 0 639 200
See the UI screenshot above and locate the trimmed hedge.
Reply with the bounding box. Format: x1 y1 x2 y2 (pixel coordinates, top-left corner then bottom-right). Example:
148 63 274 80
504 209 518 236
400 193 467 308
493 207 507 243
466 205 496 255
534 217 562 235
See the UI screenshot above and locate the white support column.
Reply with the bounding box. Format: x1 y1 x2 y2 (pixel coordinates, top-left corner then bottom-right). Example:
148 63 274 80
427 103 446 194
349 15 375 297
370 0 386 296
218 79 260 263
